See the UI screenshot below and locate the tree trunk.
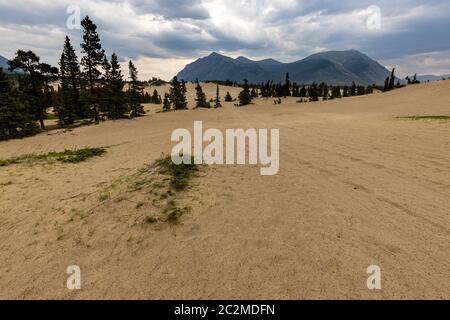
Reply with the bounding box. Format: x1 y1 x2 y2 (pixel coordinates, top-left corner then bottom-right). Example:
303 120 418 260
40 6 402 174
39 116 45 130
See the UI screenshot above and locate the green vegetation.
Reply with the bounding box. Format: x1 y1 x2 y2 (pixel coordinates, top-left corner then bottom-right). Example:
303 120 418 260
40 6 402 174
155 154 199 191
195 79 209 108
397 116 450 120
145 216 158 224
0 147 106 167
238 79 253 106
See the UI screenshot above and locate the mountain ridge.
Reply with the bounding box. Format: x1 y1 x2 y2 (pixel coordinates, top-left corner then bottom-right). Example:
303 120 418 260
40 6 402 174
0 55 10 71
177 50 392 85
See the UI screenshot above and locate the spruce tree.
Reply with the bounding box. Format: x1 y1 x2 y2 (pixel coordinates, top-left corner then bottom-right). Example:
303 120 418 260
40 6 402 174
169 76 187 110
151 89 161 104
383 77 390 92
238 79 252 106
300 86 307 97
80 16 105 123
181 80 187 95
58 36 82 125
128 60 145 117
224 91 233 102
102 53 127 119
284 72 291 97
162 93 171 112
389 68 396 90
214 83 222 108
195 80 208 108
8 50 57 130
0 68 39 140
350 82 357 96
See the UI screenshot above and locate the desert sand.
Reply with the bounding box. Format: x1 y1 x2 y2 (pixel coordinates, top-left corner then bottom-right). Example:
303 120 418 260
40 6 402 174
0 80 449 299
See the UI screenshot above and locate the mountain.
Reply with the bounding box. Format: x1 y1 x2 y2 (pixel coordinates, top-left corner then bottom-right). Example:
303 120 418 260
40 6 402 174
177 50 392 85
0 55 9 71
416 74 450 82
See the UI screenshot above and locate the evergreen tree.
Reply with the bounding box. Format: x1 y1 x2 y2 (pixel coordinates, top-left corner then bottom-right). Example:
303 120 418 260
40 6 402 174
128 60 145 117
0 68 39 140
181 80 187 95
102 53 127 119
58 36 82 125
169 76 188 110
299 85 307 97
330 86 339 99
195 80 208 108
322 83 329 100
8 50 57 130
388 68 396 90
224 91 233 102
214 83 222 108
251 87 258 98
284 72 291 97
383 77 390 92
162 93 171 112
80 16 105 123
350 82 357 96
151 89 161 104
238 79 252 106
308 83 319 101
342 86 349 97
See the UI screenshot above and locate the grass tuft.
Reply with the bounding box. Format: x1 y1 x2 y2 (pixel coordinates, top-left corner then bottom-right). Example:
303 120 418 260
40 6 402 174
397 115 450 121
155 154 198 191
145 216 158 224
0 147 106 167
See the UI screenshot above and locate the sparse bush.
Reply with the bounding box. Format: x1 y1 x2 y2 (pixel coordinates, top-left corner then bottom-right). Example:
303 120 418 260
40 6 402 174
0 147 106 167
155 154 198 191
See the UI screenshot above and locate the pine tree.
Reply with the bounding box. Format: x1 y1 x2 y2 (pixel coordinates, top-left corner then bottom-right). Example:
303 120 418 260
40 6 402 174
214 83 222 108
383 77 390 92
342 86 349 97
80 16 105 123
162 93 171 112
300 86 307 97
350 82 357 96
322 84 329 100
128 60 145 117
102 53 127 119
169 76 188 110
238 79 252 106
284 72 291 97
389 68 396 90
8 50 57 130
58 36 83 125
224 91 233 102
151 89 161 104
181 80 187 95
0 68 39 140
308 83 319 102
195 80 208 108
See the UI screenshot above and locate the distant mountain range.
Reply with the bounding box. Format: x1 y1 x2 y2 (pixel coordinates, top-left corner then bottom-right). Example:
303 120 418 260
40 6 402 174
177 50 393 85
0 55 9 71
415 74 450 82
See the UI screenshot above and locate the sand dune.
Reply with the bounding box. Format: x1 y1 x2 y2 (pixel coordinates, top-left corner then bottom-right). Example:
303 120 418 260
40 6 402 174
0 80 449 299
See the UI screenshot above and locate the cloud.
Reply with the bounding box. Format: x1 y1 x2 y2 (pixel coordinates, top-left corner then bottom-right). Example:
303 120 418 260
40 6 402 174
0 0 449 79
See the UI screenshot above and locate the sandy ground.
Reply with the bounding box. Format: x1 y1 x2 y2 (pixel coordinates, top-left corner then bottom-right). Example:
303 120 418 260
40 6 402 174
0 81 449 299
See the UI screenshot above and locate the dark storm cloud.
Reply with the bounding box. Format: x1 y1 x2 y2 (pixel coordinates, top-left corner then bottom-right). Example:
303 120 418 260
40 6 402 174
0 0 449 78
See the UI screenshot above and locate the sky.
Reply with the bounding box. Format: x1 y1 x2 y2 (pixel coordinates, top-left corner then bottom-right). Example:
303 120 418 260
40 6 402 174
1 0 449 80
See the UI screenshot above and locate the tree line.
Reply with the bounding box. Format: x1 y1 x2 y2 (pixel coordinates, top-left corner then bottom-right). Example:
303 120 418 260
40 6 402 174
0 16 162 141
